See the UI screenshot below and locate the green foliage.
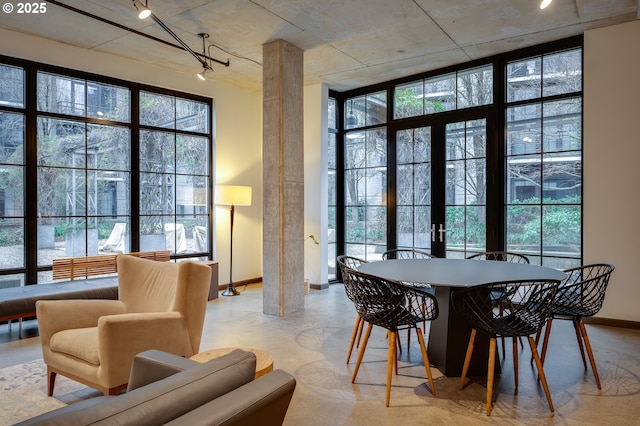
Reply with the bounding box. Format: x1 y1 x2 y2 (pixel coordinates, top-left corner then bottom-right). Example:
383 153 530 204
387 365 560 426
98 223 112 239
347 195 580 252
508 196 581 247
0 226 23 245
446 206 486 246
346 223 365 243
54 222 70 238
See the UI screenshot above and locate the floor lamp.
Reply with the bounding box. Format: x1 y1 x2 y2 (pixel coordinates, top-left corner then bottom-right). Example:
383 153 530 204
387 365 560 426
215 185 252 296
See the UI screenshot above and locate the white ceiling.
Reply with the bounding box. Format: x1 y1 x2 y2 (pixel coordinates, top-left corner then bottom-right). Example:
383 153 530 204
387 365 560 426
1 0 638 92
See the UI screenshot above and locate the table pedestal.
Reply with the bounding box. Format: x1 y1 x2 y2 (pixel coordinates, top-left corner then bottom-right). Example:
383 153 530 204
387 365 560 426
428 286 499 377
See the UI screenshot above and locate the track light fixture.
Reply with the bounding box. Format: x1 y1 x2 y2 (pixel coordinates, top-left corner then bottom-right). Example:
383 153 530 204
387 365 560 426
540 0 552 9
132 0 150 19
197 67 209 81
196 33 214 80
131 0 229 80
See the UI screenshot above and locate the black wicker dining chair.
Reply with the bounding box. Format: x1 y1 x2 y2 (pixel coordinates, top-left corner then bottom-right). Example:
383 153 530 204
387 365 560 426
537 263 615 390
383 248 436 337
467 251 530 355
341 267 439 407
382 248 435 260
451 279 559 416
467 251 530 264
336 255 369 364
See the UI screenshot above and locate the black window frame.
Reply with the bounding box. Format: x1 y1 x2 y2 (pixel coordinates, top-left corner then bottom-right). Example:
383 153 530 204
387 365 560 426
332 35 583 273
0 54 214 285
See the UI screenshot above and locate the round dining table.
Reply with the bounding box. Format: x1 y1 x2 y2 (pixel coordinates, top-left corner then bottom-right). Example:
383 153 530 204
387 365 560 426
358 258 566 377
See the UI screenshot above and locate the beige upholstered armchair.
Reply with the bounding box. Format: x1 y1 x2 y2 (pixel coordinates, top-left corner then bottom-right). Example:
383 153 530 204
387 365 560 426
36 255 211 396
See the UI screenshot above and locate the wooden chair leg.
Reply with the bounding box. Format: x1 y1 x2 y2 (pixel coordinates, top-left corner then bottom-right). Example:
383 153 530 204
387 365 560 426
528 336 554 412
513 336 519 389
47 367 57 397
352 323 373 383
499 304 506 357
421 298 427 334
532 323 544 364
573 320 588 369
534 325 543 347
578 321 602 390
416 327 435 396
346 315 362 364
459 329 476 390
356 317 365 347
540 318 553 365
393 330 399 375
486 337 497 416
386 329 396 407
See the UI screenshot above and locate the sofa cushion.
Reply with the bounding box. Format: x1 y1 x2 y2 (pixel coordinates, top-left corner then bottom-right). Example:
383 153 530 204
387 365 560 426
164 369 297 426
17 349 257 426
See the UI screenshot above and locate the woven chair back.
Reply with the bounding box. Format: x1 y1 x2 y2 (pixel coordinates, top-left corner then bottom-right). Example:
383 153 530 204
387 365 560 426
452 279 559 338
382 249 435 260
552 263 614 318
341 268 438 331
467 251 529 264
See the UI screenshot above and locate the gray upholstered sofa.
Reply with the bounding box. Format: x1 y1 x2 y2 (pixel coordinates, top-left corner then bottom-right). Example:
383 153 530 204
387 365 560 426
17 349 296 426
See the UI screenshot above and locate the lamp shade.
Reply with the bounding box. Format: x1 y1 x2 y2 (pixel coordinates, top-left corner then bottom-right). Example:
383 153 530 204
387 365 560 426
215 185 252 206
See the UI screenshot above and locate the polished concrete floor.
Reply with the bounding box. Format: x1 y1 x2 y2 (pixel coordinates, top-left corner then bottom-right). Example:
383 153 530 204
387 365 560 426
2 283 640 425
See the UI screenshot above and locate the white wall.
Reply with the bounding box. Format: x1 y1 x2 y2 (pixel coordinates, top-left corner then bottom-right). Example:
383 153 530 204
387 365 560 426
584 20 640 322
303 83 329 287
0 28 264 287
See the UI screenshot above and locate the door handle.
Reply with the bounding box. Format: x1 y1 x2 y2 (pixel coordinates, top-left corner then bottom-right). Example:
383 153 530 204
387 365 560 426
430 224 436 242
438 223 446 243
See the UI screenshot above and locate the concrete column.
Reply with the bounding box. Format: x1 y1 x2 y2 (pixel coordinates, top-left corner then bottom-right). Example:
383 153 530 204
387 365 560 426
262 39 304 316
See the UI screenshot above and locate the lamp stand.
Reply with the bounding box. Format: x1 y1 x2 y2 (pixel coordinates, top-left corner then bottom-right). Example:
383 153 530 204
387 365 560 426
222 204 240 296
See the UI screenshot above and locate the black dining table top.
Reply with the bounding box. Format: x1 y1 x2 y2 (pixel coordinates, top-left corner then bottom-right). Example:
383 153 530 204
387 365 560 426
357 258 566 287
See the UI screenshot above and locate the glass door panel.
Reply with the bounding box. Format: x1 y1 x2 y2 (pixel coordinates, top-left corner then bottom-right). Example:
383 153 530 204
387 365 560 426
444 119 487 258
344 128 387 261
396 127 432 252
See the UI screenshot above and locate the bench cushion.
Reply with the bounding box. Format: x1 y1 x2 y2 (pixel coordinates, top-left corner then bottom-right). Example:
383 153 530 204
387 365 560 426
0 277 117 320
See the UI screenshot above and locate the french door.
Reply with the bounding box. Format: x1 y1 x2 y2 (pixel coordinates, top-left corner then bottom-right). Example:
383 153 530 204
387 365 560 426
393 114 496 258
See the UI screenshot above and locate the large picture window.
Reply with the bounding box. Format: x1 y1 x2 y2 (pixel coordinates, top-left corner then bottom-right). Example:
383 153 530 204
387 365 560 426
0 65 25 287
335 37 582 268
0 58 213 286
506 48 582 268
139 92 210 255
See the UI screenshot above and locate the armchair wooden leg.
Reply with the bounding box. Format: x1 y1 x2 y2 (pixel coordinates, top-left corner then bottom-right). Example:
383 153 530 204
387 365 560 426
416 328 435 396
528 336 554 412
386 330 396 407
352 323 373 383
47 367 57 397
578 321 602 390
459 328 476 390
486 337 497 416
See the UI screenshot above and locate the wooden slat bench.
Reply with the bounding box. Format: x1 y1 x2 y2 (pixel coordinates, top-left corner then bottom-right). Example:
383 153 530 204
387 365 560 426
0 250 170 338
